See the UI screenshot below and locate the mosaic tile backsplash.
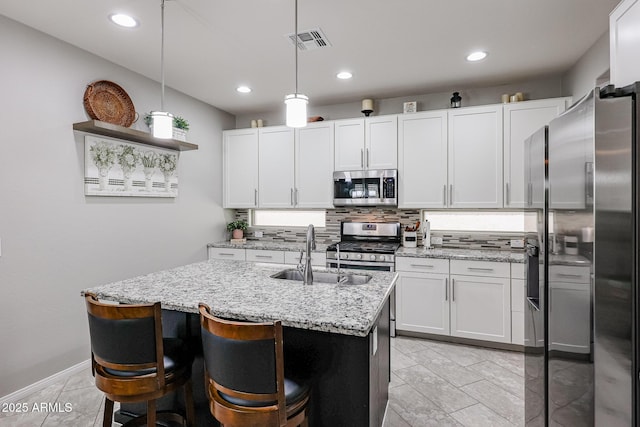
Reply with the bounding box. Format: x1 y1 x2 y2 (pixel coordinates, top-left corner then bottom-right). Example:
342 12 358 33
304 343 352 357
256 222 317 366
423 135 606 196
233 209 524 251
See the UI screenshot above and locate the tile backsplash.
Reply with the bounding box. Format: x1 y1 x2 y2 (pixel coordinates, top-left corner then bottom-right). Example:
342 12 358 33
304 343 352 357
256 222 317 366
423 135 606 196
233 209 523 251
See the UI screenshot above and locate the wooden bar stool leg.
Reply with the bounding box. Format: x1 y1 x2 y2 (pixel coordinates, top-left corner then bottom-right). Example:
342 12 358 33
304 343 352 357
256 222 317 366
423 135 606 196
102 397 114 427
184 379 195 427
147 399 156 427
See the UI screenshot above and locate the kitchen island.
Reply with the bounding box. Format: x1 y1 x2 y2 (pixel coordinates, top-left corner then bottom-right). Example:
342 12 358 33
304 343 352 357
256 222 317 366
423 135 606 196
83 259 397 427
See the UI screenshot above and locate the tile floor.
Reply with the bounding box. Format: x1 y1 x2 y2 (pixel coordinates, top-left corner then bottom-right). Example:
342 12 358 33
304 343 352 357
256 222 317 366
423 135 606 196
0 336 524 426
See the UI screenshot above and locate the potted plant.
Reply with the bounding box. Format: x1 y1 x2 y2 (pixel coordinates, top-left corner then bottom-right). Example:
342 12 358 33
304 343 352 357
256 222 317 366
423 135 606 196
143 113 190 141
227 220 248 240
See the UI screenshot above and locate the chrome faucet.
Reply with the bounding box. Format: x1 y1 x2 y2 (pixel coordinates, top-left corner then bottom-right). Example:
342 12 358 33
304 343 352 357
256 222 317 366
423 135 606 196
302 224 316 285
335 243 348 284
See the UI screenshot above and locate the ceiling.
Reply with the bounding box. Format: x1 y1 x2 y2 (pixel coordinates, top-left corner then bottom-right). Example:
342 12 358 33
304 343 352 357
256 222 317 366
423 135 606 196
0 0 621 116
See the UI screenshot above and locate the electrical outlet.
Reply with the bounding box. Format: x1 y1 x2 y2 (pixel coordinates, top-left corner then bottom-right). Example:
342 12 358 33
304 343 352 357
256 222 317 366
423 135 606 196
254 231 263 238
431 236 443 245
510 239 525 249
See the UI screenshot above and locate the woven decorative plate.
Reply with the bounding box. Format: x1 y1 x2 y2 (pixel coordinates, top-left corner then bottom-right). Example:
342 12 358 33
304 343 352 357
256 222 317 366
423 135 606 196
83 80 136 127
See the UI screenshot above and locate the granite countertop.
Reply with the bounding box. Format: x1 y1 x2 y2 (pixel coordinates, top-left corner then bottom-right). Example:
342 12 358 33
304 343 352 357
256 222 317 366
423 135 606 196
83 259 397 337
208 241 329 253
396 247 526 263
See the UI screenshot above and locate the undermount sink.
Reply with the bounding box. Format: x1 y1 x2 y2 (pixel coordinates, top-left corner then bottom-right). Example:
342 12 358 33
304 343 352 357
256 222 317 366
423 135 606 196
270 269 372 285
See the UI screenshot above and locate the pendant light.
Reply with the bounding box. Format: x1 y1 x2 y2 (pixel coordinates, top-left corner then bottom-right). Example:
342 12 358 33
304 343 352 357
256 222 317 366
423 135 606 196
284 0 308 128
151 0 173 139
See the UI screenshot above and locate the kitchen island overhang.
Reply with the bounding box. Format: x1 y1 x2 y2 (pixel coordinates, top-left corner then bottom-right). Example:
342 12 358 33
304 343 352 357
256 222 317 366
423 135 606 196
82 259 397 427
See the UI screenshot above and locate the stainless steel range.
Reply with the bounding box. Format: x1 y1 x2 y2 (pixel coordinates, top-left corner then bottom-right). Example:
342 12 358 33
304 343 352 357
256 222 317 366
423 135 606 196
326 221 400 336
326 222 401 271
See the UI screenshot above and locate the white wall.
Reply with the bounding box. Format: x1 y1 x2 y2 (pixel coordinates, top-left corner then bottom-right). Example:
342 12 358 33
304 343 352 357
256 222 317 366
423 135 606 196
562 31 610 100
236 75 563 128
0 15 234 397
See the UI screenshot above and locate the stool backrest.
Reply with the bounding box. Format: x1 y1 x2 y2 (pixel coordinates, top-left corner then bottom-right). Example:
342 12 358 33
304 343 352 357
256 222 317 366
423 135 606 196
199 303 286 425
85 293 164 377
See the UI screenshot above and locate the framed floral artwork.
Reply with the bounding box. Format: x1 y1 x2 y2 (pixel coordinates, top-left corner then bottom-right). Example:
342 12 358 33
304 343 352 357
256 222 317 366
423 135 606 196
84 136 179 197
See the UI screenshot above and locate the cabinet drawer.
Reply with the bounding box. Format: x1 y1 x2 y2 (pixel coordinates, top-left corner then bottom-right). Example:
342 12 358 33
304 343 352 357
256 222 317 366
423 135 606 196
549 265 590 283
246 249 285 263
450 260 510 278
284 251 327 266
208 247 246 261
511 278 525 313
511 263 526 279
395 257 449 274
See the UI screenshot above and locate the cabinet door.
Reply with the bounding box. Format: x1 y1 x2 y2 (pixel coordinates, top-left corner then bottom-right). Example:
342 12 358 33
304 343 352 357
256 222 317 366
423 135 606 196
208 247 246 261
450 274 511 343
223 129 259 208
334 119 365 171
398 111 448 208
448 105 503 208
258 127 295 208
366 116 398 169
295 122 334 208
396 272 449 335
610 0 640 88
504 98 568 207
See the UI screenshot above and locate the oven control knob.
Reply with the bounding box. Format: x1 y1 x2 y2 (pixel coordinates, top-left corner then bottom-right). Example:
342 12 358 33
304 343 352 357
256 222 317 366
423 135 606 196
355 254 362 260
378 255 385 261
370 255 376 261
342 253 348 259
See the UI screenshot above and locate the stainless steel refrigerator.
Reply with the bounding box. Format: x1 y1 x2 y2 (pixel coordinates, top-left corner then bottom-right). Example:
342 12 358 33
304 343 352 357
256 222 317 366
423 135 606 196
524 83 639 426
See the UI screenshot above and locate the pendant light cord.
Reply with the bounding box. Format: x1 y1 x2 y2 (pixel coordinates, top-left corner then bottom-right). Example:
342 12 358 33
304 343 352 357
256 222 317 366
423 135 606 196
160 0 166 111
294 0 298 96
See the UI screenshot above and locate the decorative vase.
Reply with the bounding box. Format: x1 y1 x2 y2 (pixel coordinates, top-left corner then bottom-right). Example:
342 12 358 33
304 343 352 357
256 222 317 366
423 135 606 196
98 168 109 190
164 177 171 192
232 229 244 239
143 167 155 191
122 169 133 191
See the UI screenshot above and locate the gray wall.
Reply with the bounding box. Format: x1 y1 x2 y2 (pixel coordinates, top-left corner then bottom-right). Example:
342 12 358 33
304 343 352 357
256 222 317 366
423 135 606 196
562 31 610 100
0 16 234 397
236 75 564 128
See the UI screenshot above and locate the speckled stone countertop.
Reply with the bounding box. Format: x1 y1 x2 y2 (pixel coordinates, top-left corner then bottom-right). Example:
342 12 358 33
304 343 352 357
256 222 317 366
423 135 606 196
83 260 397 337
208 241 328 253
396 247 526 263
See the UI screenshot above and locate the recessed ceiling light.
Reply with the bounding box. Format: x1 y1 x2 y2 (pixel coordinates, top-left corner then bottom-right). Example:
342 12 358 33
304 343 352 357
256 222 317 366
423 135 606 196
236 86 252 93
337 71 353 80
109 13 138 28
466 51 488 62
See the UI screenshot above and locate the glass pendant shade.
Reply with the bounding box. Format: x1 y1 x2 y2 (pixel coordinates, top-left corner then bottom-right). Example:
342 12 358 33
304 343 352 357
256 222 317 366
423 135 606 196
285 94 308 128
151 111 174 139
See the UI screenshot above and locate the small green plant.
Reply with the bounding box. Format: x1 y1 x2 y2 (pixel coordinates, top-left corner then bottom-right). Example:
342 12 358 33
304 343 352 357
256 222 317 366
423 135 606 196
227 220 248 232
143 113 189 131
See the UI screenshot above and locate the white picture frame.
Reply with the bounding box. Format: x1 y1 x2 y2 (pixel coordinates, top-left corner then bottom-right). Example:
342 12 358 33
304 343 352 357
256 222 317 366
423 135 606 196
403 101 417 114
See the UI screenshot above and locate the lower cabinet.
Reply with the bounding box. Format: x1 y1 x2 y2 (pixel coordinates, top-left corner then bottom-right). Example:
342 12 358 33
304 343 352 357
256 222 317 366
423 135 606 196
284 251 327 267
246 249 285 263
207 247 246 261
397 257 513 345
208 246 327 267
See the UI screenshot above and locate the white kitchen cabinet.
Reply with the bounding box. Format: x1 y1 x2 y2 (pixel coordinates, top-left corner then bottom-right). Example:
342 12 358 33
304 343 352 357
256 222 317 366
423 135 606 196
223 129 259 208
295 122 334 208
284 251 327 266
548 265 591 354
396 257 450 335
398 111 448 208
448 105 503 208
450 260 511 343
258 127 295 208
504 98 569 207
511 263 526 345
334 116 397 171
334 118 366 171
246 249 286 264
208 247 246 261
610 0 640 88
365 116 398 169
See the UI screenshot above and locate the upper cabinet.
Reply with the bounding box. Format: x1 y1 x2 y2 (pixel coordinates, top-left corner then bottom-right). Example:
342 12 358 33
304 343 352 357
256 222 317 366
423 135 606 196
334 116 397 171
503 98 569 208
295 122 335 208
223 128 259 208
448 105 503 208
398 111 448 208
610 0 640 88
258 127 295 208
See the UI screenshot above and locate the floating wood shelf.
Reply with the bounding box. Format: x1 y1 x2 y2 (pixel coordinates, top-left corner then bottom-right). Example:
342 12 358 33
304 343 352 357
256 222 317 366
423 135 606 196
73 120 198 151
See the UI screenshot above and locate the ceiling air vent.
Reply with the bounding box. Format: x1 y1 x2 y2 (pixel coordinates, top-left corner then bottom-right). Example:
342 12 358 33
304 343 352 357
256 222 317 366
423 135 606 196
285 27 331 51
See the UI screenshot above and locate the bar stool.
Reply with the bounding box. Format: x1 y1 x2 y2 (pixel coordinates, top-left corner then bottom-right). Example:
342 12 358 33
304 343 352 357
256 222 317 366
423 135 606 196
85 293 195 426
199 303 310 427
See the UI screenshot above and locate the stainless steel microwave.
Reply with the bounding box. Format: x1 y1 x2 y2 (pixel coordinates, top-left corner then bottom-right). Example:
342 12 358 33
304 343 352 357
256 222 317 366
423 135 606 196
333 169 397 207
